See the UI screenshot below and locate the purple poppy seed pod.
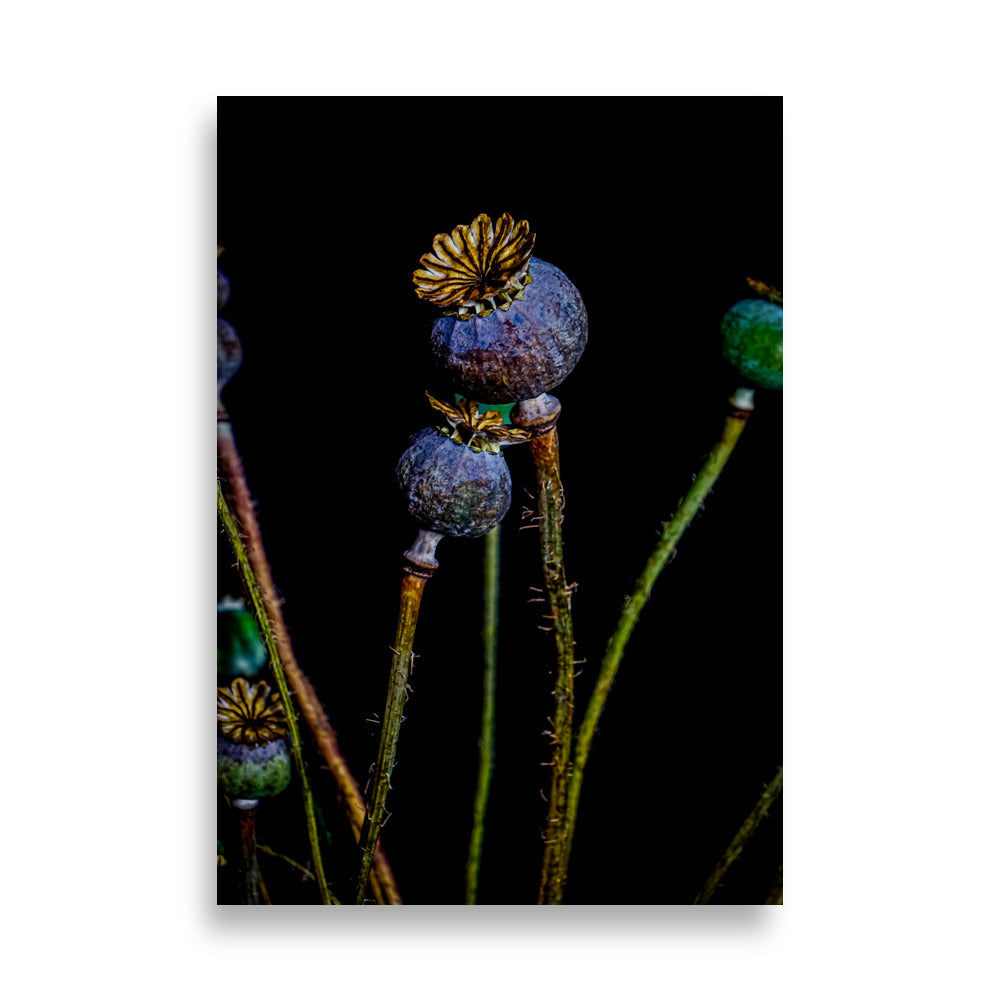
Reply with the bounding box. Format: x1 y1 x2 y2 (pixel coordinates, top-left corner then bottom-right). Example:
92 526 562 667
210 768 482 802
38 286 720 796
218 268 231 311
396 427 512 540
414 214 588 404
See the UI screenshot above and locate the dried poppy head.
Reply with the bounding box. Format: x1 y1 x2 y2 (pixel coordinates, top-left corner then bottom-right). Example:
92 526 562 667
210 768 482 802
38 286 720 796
413 213 536 320
414 214 588 404
217 678 291 802
217 677 287 747
395 394 528 539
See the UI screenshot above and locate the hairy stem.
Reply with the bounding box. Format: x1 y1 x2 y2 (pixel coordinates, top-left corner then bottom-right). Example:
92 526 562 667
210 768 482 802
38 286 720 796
513 394 576 906
218 482 331 904
559 395 755 896
466 525 500 904
357 531 440 904
694 765 783 904
218 423 400 904
258 844 343 903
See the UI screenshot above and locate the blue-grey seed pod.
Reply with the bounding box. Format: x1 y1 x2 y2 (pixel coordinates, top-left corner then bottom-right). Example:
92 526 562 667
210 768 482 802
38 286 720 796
396 427 512 539
429 258 588 403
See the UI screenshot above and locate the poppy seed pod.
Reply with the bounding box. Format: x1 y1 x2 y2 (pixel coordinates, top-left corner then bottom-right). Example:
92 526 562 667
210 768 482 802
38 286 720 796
721 298 783 390
217 678 291 802
397 427 512 540
414 214 588 403
218 268 231 311
217 598 267 680
217 318 243 393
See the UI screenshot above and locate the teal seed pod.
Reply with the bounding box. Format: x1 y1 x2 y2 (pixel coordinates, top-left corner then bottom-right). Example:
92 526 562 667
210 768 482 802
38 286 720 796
217 678 291 801
217 598 267 679
721 298 783 390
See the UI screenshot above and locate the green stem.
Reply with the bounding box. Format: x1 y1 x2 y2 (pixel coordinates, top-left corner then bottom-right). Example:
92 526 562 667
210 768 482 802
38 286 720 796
218 482 332 905
466 525 500 904
559 395 755 896
357 530 440 903
765 864 783 905
218 423 400 904
258 844 343 903
694 765 783 904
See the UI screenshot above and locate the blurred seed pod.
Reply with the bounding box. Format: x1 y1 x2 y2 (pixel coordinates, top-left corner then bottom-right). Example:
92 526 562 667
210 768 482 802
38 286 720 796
217 678 291 801
217 318 243 394
217 268 231 311
217 598 268 680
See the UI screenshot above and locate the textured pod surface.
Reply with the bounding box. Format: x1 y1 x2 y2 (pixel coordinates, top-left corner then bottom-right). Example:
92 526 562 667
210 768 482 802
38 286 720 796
217 737 291 800
721 298 783 390
217 607 267 679
217 268 231 311
217 318 243 389
396 427 511 538
429 258 588 403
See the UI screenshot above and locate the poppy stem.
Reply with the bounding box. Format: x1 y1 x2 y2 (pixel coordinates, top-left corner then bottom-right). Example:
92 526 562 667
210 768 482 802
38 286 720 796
466 524 500 904
513 395 576 905
558 392 756 898
218 482 332 904
356 530 442 904
218 422 401 904
694 766 783 904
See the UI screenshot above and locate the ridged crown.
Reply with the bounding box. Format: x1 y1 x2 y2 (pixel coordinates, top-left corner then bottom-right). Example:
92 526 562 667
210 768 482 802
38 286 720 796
413 213 535 316
217 677 286 746
426 392 531 454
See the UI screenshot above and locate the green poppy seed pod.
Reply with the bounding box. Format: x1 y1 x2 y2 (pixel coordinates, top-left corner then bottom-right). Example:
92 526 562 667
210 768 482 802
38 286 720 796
414 215 588 403
217 679 291 802
721 298 783 390
396 427 512 539
217 738 291 801
217 599 267 679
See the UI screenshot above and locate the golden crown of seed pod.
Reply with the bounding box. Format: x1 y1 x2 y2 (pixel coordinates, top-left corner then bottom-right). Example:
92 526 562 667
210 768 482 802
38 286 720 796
426 391 532 454
413 213 536 318
217 677 287 747
746 277 783 304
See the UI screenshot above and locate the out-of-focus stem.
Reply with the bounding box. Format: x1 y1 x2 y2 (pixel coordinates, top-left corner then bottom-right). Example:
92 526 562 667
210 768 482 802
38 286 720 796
258 844 343 903
559 391 756 897
765 864 783 905
238 805 261 905
694 765 783 904
356 530 441 904
466 525 500 904
218 422 400 905
218 483 331 904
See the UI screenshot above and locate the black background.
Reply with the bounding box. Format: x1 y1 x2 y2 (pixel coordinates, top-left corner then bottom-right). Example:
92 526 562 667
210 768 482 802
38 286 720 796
217 97 781 904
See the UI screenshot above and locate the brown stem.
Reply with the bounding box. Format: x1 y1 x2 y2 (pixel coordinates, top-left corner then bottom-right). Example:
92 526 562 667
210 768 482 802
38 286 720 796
514 395 576 904
357 531 440 904
217 421 401 905
237 804 262 905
